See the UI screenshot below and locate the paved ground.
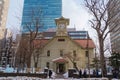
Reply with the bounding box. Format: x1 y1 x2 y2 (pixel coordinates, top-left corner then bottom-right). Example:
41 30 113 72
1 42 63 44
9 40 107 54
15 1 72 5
55 73 65 78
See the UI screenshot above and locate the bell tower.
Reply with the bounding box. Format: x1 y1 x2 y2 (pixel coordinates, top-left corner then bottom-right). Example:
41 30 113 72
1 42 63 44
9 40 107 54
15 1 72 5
55 16 69 36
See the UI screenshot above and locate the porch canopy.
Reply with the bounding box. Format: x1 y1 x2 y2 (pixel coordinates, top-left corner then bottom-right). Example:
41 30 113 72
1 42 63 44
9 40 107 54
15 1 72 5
52 57 68 63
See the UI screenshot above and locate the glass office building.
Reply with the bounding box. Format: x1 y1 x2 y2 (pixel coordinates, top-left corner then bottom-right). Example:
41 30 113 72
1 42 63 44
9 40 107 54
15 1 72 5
21 0 62 33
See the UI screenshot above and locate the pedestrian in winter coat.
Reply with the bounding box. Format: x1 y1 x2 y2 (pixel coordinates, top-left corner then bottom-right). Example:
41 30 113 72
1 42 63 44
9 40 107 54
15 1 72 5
79 69 82 78
49 70 52 78
83 70 87 78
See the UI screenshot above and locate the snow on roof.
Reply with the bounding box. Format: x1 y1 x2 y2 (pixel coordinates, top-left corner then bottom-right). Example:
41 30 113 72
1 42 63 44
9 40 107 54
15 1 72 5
52 57 68 63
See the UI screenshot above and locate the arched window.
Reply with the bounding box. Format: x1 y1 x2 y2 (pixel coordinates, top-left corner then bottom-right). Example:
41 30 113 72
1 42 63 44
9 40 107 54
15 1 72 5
46 62 50 68
73 50 76 57
60 50 63 56
47 50 50 57
85 50 88 57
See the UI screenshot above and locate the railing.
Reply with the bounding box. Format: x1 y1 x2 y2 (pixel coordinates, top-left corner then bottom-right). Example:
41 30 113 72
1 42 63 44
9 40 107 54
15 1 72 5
0 73 47 78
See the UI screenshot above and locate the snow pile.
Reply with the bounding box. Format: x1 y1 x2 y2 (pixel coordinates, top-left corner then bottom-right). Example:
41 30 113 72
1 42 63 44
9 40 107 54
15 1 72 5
0 76 42 80
112 79 119 80
4 65 14 73
52 57 64 62
51 71 57 78
63 72 68 78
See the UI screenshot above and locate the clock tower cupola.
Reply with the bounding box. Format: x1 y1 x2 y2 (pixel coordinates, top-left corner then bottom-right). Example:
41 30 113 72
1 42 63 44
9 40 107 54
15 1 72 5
55 16 69 36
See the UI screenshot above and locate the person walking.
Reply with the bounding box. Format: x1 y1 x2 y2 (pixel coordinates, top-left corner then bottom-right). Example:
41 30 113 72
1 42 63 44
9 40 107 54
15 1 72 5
83 69 87 78
93 69 96 77
49 69 52 78
96 69 99 77
79 69 82 78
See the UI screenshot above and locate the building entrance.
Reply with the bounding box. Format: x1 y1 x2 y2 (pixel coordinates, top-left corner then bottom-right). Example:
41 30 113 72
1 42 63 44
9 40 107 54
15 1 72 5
56 63 65 73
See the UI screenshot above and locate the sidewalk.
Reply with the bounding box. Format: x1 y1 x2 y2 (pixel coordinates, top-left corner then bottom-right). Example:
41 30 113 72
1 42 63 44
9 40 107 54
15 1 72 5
55 73 65 78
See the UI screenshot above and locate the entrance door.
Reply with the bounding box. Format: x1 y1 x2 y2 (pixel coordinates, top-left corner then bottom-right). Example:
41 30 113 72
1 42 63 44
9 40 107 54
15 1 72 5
58 63 65 73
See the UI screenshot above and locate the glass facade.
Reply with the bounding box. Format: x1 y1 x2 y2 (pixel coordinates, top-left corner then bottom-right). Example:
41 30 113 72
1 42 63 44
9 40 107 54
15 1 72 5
21 0 62 33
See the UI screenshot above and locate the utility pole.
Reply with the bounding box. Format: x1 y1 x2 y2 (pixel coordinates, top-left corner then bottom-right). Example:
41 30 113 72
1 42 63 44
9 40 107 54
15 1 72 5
86 31 90 78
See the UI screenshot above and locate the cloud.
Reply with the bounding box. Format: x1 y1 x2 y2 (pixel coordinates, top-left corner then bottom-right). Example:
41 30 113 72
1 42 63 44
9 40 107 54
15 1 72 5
63 0 91 30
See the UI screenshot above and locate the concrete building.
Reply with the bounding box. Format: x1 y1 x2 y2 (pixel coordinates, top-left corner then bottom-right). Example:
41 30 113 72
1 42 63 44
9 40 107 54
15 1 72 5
0 0 4 25
31 17 95 73
0 30 13 67
0 0 9 31
0 0 10 66
0 0 9 49
108 0 120 52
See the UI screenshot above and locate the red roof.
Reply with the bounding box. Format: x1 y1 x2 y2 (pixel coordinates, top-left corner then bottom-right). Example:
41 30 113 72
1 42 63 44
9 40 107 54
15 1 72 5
33 38 95 49
52 57 68 63
74 39 95 48
33 39 49 48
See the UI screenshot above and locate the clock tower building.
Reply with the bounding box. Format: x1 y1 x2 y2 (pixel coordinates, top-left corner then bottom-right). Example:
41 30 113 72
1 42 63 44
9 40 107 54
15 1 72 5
55 16 69 36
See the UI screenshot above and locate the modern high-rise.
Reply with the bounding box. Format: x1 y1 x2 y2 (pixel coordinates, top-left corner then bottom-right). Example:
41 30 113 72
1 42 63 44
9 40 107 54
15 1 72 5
108 0 120 52
21 0 62 33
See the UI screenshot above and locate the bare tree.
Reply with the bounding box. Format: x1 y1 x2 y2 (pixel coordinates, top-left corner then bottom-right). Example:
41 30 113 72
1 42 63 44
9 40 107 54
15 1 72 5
17 6 44 68
32 33 44 68
15 37 28 69
64 52 80 72
84 0 119 76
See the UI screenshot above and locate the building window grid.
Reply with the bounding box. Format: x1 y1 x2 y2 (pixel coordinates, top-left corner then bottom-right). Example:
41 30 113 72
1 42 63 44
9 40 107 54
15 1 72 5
69 32 87 35
22 0 62 32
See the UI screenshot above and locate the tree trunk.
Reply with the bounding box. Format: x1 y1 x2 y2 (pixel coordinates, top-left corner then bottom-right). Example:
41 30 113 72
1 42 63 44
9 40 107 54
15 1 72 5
99 36 107 77
27 40 33 68
34 62 37 68
73 62 79 72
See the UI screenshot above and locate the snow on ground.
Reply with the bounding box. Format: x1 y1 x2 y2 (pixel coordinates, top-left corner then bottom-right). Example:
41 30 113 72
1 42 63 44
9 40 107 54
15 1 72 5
51 71 57 78
111 79 120 80
63 72 68 78
0 77 40 80
0 77 119 80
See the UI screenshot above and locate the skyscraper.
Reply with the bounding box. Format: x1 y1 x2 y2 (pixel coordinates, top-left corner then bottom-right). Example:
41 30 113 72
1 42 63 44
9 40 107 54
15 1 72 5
108 0 120 52
21 0 62 33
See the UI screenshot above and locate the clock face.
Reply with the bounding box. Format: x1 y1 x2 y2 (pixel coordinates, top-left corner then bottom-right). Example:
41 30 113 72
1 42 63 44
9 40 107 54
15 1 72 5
59 23 65 29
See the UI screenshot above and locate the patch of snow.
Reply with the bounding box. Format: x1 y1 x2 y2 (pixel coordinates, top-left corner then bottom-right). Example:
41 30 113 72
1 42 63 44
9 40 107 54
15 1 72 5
112 79 119 80
52 57 64 61
4 67 14 73
63 72 68 78
51 71 57 78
